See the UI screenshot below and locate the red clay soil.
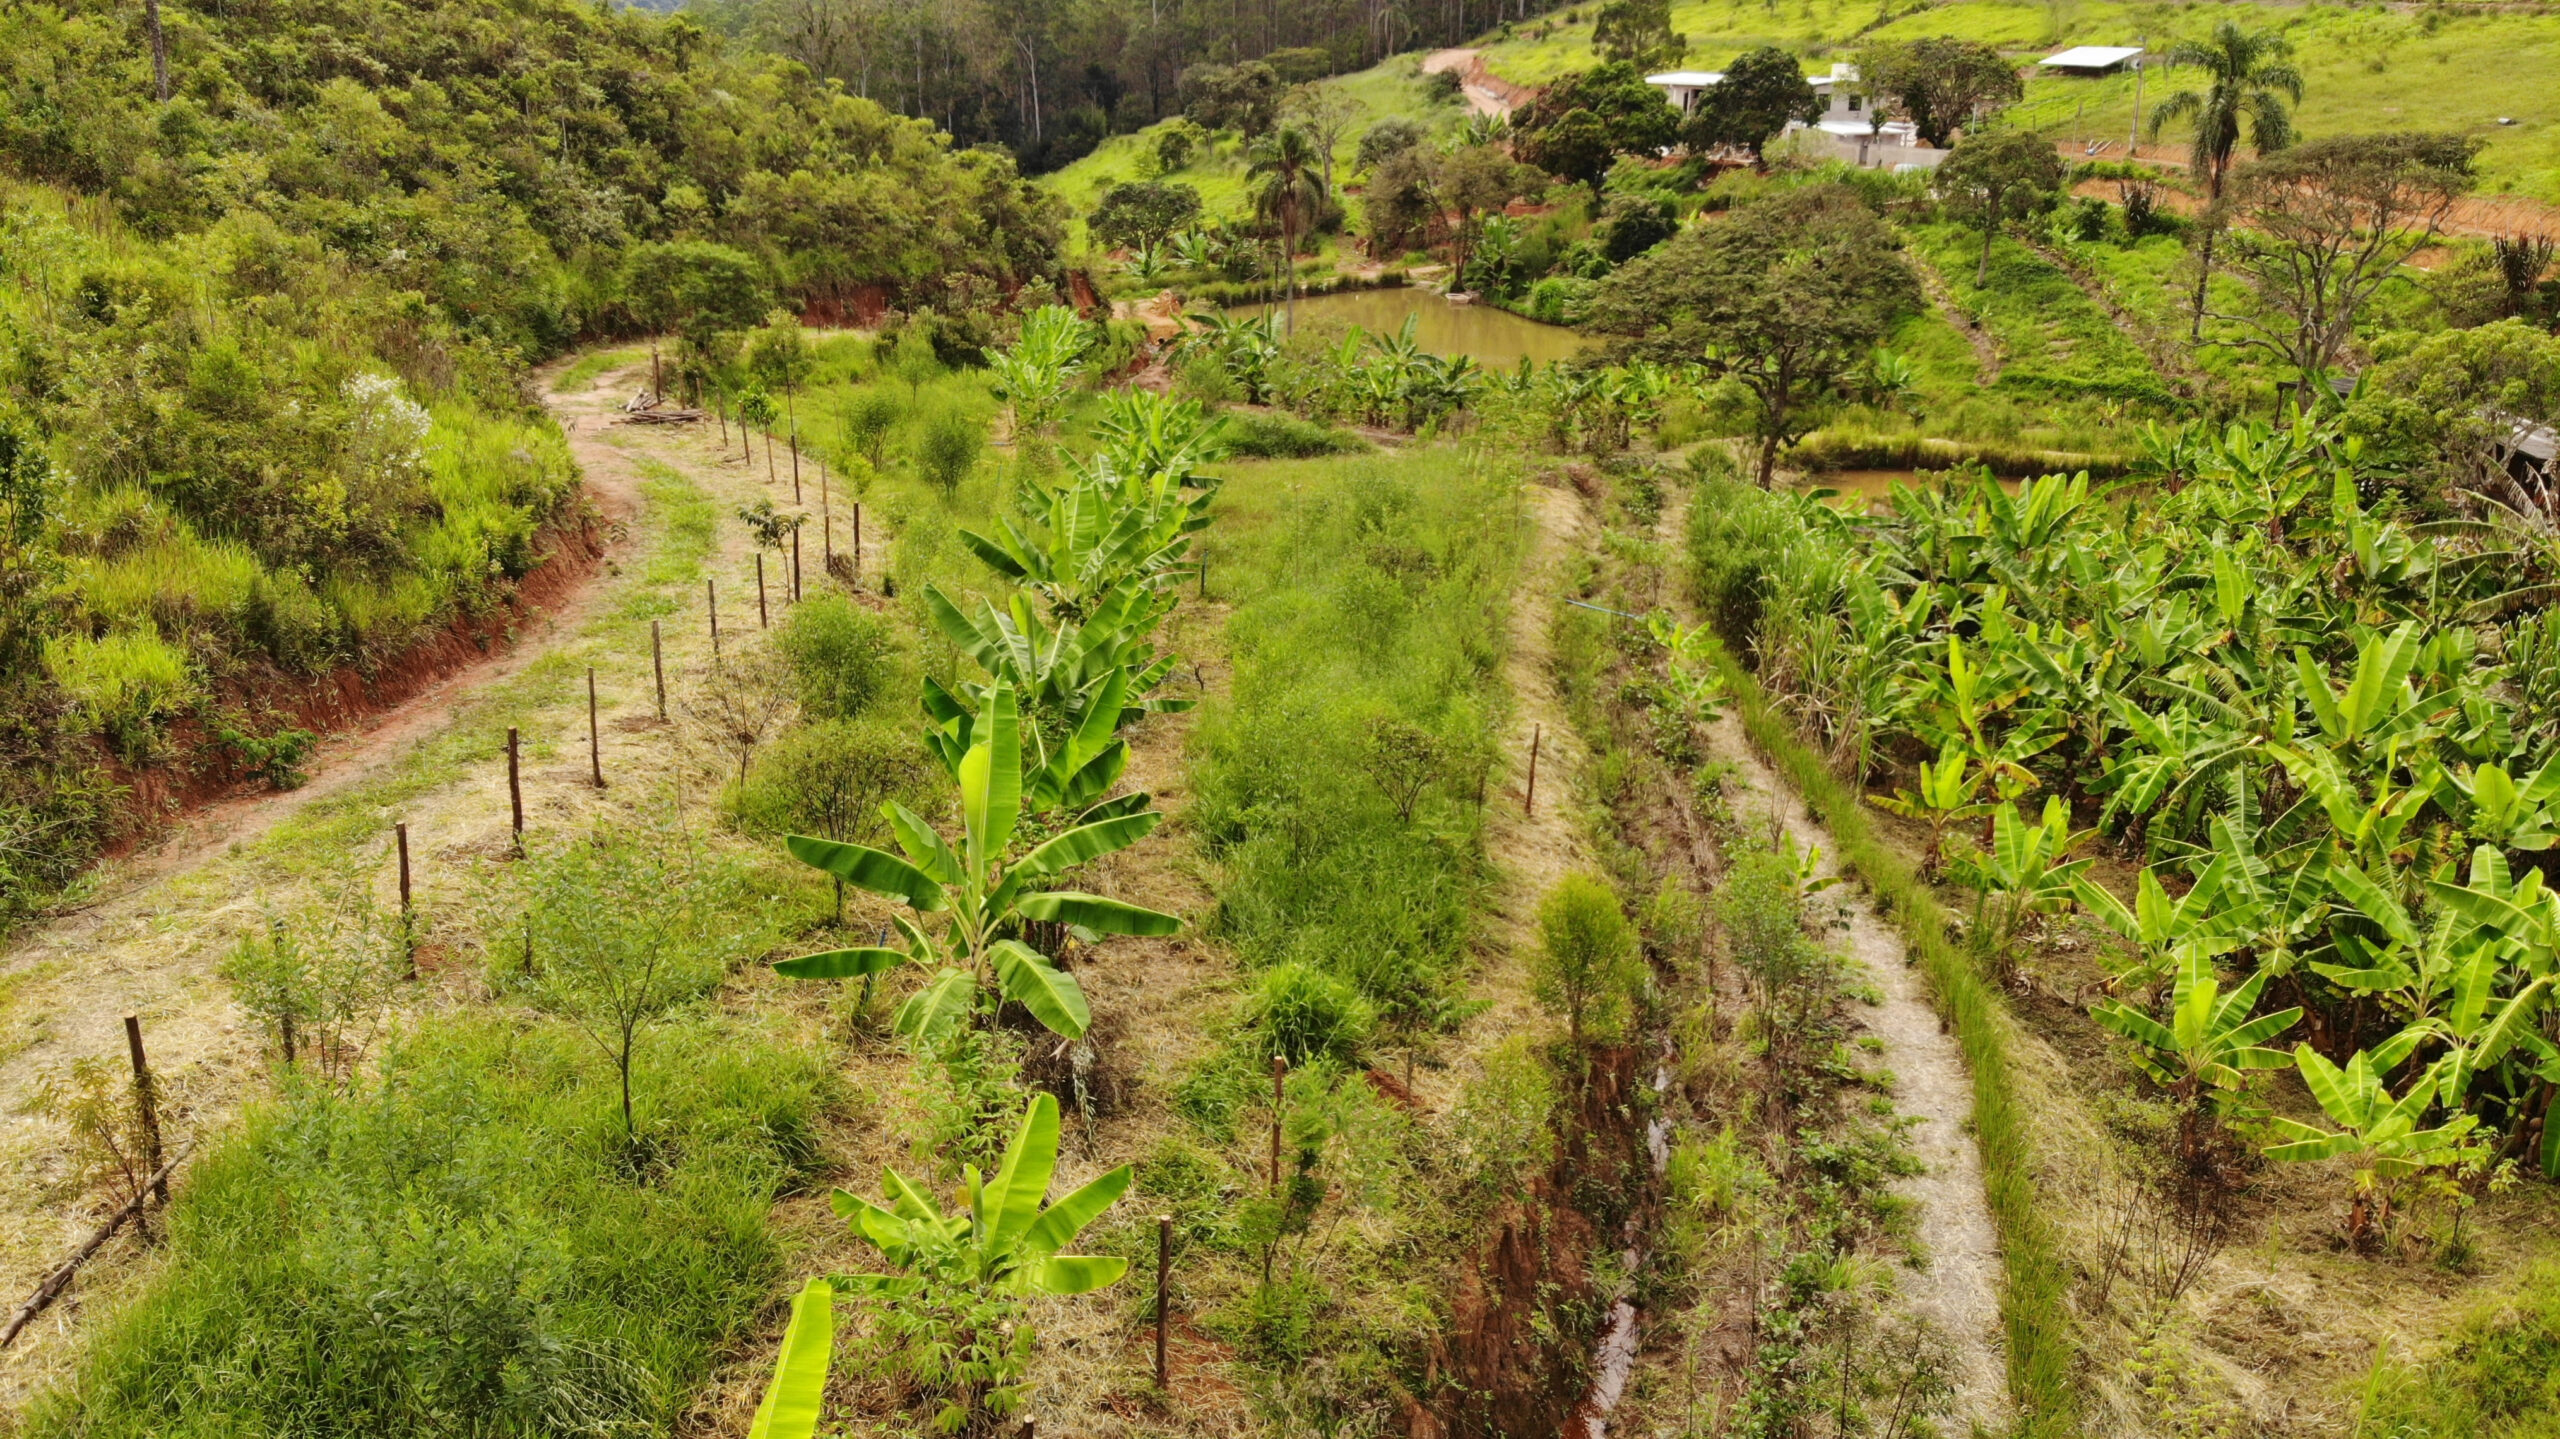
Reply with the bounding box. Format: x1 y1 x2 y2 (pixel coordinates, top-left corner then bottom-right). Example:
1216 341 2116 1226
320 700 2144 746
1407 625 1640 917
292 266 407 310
97 509 611 853
1426 1043 1657 1439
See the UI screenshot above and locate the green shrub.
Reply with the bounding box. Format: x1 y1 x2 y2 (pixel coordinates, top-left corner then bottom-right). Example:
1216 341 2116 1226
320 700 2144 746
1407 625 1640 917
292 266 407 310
1531 872 1643 1049
1222 410 1369 458
727 717 938 846
1242 962 1376 1066
774 594 903 718
44 628 197 760
915 401 986 497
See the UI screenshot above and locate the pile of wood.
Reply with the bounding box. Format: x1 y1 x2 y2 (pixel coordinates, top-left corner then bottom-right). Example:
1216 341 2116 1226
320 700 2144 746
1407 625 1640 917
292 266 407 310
619 406 704 425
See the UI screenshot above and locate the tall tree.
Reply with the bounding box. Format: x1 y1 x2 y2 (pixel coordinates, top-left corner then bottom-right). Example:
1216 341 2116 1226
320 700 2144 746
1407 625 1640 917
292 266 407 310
2219 132 2477 405
1513 62 1679 189
1679 45 1818 166
1281 83 1366 197
1853 37 2021 149
2147 20 2304 339
1588 184 1920 485
1937 128 2066 285
1591 0 1685 72
1248 124 1328 332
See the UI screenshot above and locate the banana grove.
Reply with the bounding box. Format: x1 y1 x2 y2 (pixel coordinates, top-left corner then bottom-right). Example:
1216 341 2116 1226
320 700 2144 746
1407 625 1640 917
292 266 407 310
1693 414 2560 1245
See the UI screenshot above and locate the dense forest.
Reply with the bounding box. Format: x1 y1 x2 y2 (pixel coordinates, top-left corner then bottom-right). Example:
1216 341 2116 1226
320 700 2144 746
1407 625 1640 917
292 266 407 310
685 0 1564 170
0 0 1066 929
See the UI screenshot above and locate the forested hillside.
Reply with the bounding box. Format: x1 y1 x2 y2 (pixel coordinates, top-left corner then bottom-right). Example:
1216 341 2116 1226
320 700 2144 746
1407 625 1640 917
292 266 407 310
0 0 1065 930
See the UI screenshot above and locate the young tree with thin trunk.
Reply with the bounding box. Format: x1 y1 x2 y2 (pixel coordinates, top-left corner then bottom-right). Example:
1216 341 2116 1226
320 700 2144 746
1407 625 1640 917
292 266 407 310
1247 125 1327 333
2146 20 2304 341
1937 128 2065 286
1532 872 1642 1054
2217 132 2477 405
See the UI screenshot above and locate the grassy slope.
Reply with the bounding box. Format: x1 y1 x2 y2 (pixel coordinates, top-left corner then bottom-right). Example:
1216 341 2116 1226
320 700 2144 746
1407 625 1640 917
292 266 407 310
1478 0 2560 202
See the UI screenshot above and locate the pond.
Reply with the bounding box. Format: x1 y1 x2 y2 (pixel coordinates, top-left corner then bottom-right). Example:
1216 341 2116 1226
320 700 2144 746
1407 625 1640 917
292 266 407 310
1227 286 1595 367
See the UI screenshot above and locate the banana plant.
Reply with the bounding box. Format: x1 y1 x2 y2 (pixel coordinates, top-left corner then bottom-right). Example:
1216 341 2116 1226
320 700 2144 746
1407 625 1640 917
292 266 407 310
833 1092 1132 1299
2092 947 2301 1167
2071 860 2241 996
2264 1042 2486 1245
1090 388 1229 488
921 583 1190 779
2443 755 2560 851
744 1278 834 1439
1945 795 2093 964
957 466 1210 623
1873 739 1995 875
775 685 1179 1042
986 306 1091 438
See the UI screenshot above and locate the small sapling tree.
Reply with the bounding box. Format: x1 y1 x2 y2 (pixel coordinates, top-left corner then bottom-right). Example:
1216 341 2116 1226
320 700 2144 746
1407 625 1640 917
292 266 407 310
1533 872 1644 1054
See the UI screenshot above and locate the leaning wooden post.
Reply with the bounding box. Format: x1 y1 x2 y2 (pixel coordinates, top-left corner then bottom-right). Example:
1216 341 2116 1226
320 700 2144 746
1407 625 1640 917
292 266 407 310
396 821 415 978
707 579 721 660
1155 1214 1173 1388
587 667 605 789
756 553 770 628
651 620 667 720
791 528 803 603
819 462 833 565
790 430 802 502
1524 723 1542 817
123 1017 166 1209
506 726 524 856
1268 1055 1288 1193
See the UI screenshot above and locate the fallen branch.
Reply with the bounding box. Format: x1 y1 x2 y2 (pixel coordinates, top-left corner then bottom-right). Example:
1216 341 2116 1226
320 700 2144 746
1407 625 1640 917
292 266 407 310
0 1146 190 1351
618 408 705 426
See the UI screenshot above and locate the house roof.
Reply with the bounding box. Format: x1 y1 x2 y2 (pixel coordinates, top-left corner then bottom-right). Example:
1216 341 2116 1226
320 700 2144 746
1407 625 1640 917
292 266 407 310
2039 45 2145 70
1644 71 1724 87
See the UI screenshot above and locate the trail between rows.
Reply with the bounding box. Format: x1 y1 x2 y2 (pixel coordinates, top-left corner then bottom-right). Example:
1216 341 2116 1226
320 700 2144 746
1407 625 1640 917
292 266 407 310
1678 575 2008 1425
0 355 795 1398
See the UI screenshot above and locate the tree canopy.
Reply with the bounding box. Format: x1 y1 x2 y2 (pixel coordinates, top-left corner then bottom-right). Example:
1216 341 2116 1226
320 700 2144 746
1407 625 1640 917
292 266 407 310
1589 184 1920 485
1852 38 2022 149
1680 46 1820 163
1513 64 1680 189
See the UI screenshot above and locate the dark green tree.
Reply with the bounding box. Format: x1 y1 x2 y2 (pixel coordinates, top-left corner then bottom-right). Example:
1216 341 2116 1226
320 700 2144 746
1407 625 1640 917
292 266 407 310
622 242 772 402
1588 184 1920 486
1853 37 2022 149
1936 128 2066 285
1592 0 1685 72
1679 45 1819 165
1090 181 1203 253
1513 63 1680 189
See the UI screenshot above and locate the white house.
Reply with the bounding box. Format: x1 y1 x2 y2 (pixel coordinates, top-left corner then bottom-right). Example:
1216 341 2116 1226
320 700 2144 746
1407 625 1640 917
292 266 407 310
2037 45 2145 76
1643 70 1724 113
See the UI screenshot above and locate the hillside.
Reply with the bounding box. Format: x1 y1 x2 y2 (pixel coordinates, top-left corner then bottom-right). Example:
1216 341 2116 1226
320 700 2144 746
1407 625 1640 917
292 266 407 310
0 0 1066 929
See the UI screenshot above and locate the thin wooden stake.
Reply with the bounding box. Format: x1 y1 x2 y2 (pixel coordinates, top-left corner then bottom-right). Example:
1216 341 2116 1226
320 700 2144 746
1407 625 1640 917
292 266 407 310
708 579 721 659
1524 724 1542 817
820 462 833 564
396 822 415 978
756 553 769 628
1155 1214 1173 1388
1268 1055 1288 1193
853 502 863 581
122 1017 166 1209
652 620 667 720
507 726 524 855
790 431 802 501
792 528 803 603
587 667 605 789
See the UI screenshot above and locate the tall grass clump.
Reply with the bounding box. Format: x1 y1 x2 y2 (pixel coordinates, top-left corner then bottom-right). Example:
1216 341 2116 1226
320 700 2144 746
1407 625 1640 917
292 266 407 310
1188 452 1520 1042
25 1013 832 1439
2364 1261 2560 1436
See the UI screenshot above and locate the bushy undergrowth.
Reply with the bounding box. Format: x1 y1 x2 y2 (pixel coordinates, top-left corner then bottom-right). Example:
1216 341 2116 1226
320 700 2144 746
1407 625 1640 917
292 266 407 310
1187 452 1520 1047
27 1014 833 1439
2369 1261 2560 1435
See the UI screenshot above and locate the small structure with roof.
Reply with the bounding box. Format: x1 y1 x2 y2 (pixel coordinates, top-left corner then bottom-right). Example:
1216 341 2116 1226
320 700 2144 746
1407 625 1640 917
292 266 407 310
1643 70 1724 113
2038 45 2145 75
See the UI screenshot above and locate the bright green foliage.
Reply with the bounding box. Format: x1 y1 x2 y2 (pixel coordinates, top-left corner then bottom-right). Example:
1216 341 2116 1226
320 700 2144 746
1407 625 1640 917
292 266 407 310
985 306 1092 438
775 684 1179 1042
775 594 904 720
830 1094 1130 1433
1935 130 2065 288
1944 796 2091 965
1873 741 1993 874
1532 873 1645 1050
745 1280 834 1439
2092 949 2299 1144
2265 1043 2488 1243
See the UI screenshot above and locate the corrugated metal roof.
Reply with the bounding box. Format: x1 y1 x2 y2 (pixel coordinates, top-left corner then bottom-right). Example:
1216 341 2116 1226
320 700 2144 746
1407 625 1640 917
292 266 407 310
2039 45 2145 69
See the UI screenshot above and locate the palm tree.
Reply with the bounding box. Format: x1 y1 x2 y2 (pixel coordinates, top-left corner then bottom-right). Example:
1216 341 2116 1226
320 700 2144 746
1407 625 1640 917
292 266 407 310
2148 21 2304 341
1248 125 1328 336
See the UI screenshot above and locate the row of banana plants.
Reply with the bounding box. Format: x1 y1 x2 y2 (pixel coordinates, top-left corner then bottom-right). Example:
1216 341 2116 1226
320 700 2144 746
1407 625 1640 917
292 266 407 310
1693 414 2560 1247
746 383 1234 1432
1179 310 1692 451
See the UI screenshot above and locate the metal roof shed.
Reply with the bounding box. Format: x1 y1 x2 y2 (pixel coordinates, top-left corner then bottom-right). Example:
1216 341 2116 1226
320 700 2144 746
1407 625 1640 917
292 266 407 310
2038 46 2146 74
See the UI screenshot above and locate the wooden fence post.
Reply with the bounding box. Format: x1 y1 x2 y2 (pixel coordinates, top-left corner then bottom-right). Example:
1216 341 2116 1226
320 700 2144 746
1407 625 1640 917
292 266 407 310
708 579 721 660
792 528 803 603
507 727 524 856
396 822 415 978
587 668 605 789
757 553 769 629
853 503 862 581
820 462 833 565
1155 1214 1173 1388
790 430 802 502
1524 724 1542 818
122 1017 165 1210
652 620 666 720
